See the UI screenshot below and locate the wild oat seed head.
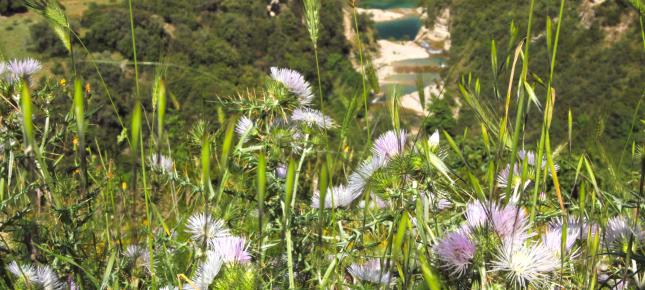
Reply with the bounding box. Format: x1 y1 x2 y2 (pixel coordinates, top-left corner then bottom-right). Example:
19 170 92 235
211 236 252 264
311 184 360 209
186 213 230 246
434 229 476 277
347 259 393 285
372 130 407 160
291 108 335 129
270 67 314 106
492 240 559 289
6 58 42 83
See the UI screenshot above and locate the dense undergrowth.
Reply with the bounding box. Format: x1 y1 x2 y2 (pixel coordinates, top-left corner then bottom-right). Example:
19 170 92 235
0 0 643 289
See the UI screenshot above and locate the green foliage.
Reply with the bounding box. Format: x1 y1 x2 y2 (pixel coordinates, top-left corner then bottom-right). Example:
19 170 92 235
0 0 26 16
440 0 643 158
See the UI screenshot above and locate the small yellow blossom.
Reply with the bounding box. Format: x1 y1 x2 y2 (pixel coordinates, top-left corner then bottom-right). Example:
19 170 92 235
59 79 66 86
121 181 128 191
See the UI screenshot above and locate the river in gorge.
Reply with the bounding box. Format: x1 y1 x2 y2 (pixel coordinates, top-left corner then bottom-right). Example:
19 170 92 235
358 0 449 115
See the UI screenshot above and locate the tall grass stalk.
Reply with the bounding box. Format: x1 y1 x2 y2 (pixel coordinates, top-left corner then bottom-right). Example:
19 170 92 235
73 79 87 196
351 4 371 147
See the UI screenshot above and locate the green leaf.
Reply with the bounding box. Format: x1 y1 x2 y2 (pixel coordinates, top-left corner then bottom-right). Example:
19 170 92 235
392 213 409 260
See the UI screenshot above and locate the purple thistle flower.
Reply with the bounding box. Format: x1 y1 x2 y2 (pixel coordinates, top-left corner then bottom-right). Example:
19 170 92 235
311 185 359 208
518 150 559 171
465 201 532 242
211 236 252 264
434 229 476 277
275 163 287 179
465 200 490 229
347 259 393 285
491 203 532 242
491 240 559 289
372 130 407 160
542 226 580 258
497 163 529 190
347 156 386 195
291 108 335 129
6 58 41 84
604 216 642 246
235 116 254 137
270 67 314 107
185 213 230 247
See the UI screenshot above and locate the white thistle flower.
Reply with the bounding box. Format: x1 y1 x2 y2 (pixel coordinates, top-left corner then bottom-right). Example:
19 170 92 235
347 259 393 285
36 265 64 290
491 240 559 289
270 67 314 106
148 154 174 173
186 213 230 247
291 108 335 129
160 286 178 290
185 251 223 290
311 185 360 208
7 261 63 290
347 156 386 195
235 116 254 137
7 261 38 284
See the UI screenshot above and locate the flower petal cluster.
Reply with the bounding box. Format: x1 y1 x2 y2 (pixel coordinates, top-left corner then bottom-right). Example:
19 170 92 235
347 259 394 285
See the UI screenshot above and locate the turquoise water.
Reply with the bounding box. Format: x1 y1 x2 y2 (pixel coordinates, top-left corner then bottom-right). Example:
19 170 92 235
360 0 420 9
374 16 421 41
